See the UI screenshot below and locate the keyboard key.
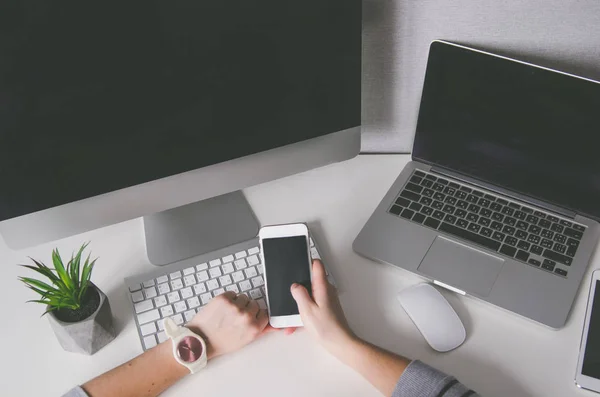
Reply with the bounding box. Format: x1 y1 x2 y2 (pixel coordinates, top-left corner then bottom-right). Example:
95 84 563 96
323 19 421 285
140 322 157 336
553 234 566 244
143 335 157 350
413 213 426 224
421 179 434 188
527 234 540 244
432 210 445 220
564 228 583 240
501 207 514 216
437 179 449 185
509 202 521 209
457 200 468 209
478 198 491 208
542 259 556 271
157 283 170 295
515 250 529 262
478 217 491 227
503 217 516 227
154 295 167 307
209 259 222 267
496 198 508 205
144 287 157 299
167 291 181 304
156 275 169 284
442 204 455 214
193 283 207 295
466 213 479 222
528 259 541 267
460 186 472 192
424 217 441 229
444 214 457 224
200 293 212 305
455 191 467 200
138 308 161 325
560 219 573 227
249 289 263 299
443 187 456 196
223 254 236 264
129 283 142 292
484 194 496 200
401 208 415 219
516 221 528 230
541 238 553 248
420 196 433 206
455 209 467 218
245 267 258 279
257 264 264 275
492 232 505 242
573 224 586 232
490 202 502 211
456 219 469 228
226 285 240 294
554 243 567 254
247 255 260 266
160 305 174 318
184 274 197 287
531 245 543 255
480 208 492 218
514 211 526 220
219 275 233 286
183 267 195 276
433 192 445 201
466 194 478 203
472 190 483 197
542 249 572 266
170 279 183 290
526 215 539 224
421 206 434 216
251 276 264 288
180 287 193 300
235 251 248 259
467 223 481 233
505 236 518 246
425 174 437 181
234 259 247 270
468 204 480 213
197 270 209 282
492 213 504 222
196 263 208 271
209 267 222 278
432 201 444 210
131 291 144 303
499 244 517 257
533 210 545 217
422 189 434 198
567 238 579 248
438 222 501 251
172 314 184 325
541 229 554 238
481 227 493 237
184 310 196 323
405 182 423 193
502 226 516 235
432 183 445 192
539 219 551 229
170 271 182 280
517 241 530 251
410 175 423 184
174 301 187 313
528 225 541 235
213 288 225 297
491 221 503 231
206 279 219 291
240 280 252 291
143 279 156 288
222 262 235 274
555 268 568 277
551 223 564 233
135 300 154 314
157 320 165 331
187 296 200 309
232 271 245 283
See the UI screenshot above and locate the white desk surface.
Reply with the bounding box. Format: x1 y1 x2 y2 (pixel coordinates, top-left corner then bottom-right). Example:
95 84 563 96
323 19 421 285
1 154 597 397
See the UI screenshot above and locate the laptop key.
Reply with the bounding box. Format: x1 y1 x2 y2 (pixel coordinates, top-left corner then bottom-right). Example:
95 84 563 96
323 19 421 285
492 212 504 222
515 230 527 240
515 250 529 262
456 219 469 228
564 228 583 240
455 209 467 218
527 235 541 244
550 223 564 233
526 215 539 224
445 196 458 205
521 207 533 214
491 221 503 231
539 219 551 228
432 201 444 210
395 197 411 207
400 190 421 202
555 268 568 277
541 229 554 238
412 213 426 224
467 223 481 233
531 245 543 255
478 198 491 208
437 179 449 185
502 226 516 235
466 213 479 222
420 197 433 206
517 240 531 251
528 259 541 267
421 206 434 216
423 188 434 197
424 217 441 229
405 183 423 194
480 208 492 218
500 244 517 258
421 179 433 188
541 238 553 248
400 209 415 219
505 236 518 246
541 259 555 271
414 170 426 177
553 243 566 254
457 200 468 209
496 198 508 205
516 221 528 230
389 205 403 215
509 202 521 209
573 224 586 232
460 186 472 192
560 219 573 227
433 192 445 201
501 206 514 216
442 205 455 214
492 232 505 242
490 202 502 211
546 215 559 222
432 210 445 220
481 227 493 237
503 217 516 226
443 187 457 196
410 176 423 184
478 217 491 227
566 246 577 257
528 225 541 235
466 194 478 203
484 194 496 200
438 222 501 251
514 211 526 220
409 202 422 211
444 214 457 224
432 183 445 192
468 204 480 213
449 182 460 189
473 190 484 197
542 249 572 266
567 238 580 248
553 234 566 244
455 191 467 200
425 174 437 181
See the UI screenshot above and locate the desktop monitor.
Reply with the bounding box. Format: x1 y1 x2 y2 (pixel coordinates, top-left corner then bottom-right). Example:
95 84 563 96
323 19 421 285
0 1 361 263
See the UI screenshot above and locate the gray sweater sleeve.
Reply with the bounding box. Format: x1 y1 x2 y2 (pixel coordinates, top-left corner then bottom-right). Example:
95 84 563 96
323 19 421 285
392 360 479 397
63 361 478 397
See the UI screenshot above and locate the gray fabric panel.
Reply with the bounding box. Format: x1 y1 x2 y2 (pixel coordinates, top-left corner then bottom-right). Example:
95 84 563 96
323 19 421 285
62 386 89 397
391 360 480 397
362 0 600 153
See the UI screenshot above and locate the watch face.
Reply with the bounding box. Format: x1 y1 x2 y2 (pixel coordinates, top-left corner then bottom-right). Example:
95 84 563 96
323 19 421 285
176 336 204 363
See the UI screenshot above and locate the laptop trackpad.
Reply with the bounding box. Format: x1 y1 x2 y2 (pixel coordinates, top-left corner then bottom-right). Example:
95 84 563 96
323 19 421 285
418 236 504 297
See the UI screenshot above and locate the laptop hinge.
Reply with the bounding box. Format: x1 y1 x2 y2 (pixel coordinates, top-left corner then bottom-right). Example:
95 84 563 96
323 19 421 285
430 166 578 220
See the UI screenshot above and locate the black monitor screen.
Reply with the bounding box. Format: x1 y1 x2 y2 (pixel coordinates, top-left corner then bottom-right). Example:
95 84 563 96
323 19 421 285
0 1 361 221
413 42 600 220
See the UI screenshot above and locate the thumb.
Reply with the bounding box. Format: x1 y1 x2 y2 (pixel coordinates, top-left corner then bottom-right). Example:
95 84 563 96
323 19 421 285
291 283 315 313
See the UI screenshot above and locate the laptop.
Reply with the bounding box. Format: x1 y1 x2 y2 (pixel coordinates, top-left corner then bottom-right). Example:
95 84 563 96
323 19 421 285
354 40 600 328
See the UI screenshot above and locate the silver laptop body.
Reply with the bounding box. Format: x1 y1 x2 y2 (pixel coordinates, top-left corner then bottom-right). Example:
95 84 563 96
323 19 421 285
354 41 600 329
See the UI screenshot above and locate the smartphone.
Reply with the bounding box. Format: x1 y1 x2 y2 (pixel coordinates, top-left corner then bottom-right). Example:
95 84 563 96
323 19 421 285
259 223 312 328
576 270 600 393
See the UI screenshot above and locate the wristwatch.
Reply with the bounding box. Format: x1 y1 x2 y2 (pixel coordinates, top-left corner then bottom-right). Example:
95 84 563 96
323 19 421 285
163 318 208 373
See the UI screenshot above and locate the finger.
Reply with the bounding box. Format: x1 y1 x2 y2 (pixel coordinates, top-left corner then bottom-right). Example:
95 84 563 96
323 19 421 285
256 309 269 332
233 293 250 308
310 260 330 306
246 299 260 317
290 283 315 313
220 291 237 301
283 327 297 335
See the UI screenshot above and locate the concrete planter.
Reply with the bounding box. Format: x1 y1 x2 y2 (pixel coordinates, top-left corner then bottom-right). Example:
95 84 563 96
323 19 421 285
47 284 116 355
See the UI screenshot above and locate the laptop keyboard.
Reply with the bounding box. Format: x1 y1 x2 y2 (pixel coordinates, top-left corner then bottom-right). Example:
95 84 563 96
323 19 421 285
389 170 587 278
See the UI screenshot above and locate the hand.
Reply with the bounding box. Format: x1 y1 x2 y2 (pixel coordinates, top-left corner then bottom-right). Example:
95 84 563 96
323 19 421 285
186 292 269 359
290 260 356 356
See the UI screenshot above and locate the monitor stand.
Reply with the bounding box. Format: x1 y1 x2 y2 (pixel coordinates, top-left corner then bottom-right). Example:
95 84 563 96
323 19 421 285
143 191 260 266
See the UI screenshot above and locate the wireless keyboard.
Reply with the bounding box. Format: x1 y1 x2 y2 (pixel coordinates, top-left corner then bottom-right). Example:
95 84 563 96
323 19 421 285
125 233 331 350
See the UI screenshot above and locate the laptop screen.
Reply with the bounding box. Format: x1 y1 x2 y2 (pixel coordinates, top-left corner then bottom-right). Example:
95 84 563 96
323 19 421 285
413 41 600 221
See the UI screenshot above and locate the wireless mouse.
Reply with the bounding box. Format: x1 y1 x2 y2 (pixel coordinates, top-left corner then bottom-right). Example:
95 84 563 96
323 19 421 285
397 283 466 352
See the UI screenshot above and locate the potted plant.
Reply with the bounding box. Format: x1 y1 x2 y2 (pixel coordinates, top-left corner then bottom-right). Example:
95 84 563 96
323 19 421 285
19 243 116 355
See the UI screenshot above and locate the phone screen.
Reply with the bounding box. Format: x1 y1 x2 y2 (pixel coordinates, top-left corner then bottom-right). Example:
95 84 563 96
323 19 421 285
262 236 311 316
583 280 600 379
